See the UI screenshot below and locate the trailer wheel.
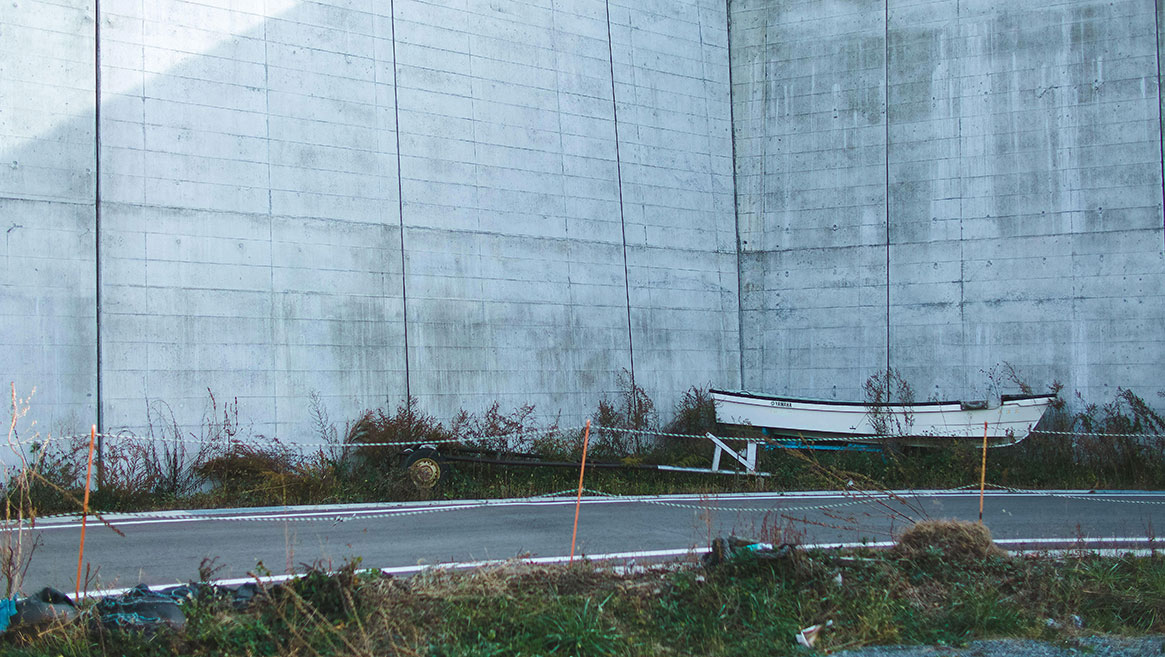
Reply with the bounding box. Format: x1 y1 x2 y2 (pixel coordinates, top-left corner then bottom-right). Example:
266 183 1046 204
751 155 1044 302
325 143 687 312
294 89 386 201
404 448 447 489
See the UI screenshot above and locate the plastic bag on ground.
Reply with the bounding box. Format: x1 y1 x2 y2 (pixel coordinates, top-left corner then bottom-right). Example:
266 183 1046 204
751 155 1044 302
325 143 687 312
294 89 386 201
8 587 78 634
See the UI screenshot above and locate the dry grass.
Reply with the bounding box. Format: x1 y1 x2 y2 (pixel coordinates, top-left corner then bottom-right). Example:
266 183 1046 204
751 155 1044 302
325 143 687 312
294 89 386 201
892 519 1007 562
3 545 1165 656
410 560 631 602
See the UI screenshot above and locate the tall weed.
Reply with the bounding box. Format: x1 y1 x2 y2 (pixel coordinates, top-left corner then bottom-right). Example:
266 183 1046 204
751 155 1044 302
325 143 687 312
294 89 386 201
654 386 717 468
590 370 657 459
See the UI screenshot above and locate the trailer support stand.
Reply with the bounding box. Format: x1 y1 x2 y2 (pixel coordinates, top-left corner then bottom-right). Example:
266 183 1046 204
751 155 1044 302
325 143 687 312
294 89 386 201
706 433 758 474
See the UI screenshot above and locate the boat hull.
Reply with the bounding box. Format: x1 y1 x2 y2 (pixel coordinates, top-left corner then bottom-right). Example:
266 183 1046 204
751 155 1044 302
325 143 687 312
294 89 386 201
710 390 1055 447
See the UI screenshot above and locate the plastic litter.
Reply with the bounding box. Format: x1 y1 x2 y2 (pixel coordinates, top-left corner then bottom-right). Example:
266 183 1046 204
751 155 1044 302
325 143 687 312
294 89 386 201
8 587 78 634
93 580 266 633
228 581 262 609
0 598 16 632
0 579 266 636
702 536 797 567
96 584 185 632
795 620 832 648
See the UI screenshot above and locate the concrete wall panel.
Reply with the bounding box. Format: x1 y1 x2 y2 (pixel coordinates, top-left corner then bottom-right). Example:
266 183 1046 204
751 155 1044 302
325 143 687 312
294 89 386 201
97 0 406 438
886 0 1165 402
611 0 742 410
0 1 97 435
396 0 634 423
731 0 890 401
732 0 1165 405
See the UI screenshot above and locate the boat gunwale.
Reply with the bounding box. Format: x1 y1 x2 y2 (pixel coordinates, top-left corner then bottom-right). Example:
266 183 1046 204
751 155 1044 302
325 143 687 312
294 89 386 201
709 389 1056 408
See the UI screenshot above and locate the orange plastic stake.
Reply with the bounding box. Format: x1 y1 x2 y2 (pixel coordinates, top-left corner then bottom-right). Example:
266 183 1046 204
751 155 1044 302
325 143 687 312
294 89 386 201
570 420 592 563
75 425 96 600
978 421 989 524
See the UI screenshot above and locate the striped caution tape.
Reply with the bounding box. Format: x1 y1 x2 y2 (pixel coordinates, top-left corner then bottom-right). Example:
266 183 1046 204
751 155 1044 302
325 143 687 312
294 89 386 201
574 488 882 514
594 426 1165 441
591 426 856 442
23 489 587 527
35 424 1165 452
31 425 587 451
582 485 1165 514
19 484 1165 530
19 421 1165 453
1028 429 1165 439
980 483 1165 506
26 489 890 528
589 426 714 440
119 493 864 524
932 482 1165 507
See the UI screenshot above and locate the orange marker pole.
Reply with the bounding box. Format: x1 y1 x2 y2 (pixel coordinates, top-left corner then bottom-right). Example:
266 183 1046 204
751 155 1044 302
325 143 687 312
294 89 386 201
75 425 96 600
978 421 988 524
570 420 592 563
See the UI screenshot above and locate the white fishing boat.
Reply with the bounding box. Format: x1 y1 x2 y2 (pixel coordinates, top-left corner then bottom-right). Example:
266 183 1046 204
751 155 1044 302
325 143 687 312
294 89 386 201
710 389 1055 447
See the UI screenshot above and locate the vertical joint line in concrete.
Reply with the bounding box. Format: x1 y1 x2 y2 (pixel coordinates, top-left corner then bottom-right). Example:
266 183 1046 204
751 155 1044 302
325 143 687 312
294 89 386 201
94 0 104 450
604 0 636 386
883 0 891 375
725 0 745 388
1156 0 1165 246
262 21 273 216
261 12 276 433
389 0 411 400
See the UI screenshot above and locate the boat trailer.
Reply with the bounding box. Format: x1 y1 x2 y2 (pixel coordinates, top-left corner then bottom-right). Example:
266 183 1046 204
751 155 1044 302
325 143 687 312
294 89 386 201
401 432 886 487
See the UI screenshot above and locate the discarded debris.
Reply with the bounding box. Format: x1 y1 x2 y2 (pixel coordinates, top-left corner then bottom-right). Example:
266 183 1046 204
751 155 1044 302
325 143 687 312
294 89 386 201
0 598 13 633
795 619 832 648
702 536 798 567
0 579 271 637
154 581 263 611
91 581 265 634
96 585 186 632
6 588 78 636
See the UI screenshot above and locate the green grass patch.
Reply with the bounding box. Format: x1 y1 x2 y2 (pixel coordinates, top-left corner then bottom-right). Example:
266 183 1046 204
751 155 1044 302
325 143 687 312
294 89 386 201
5 545 1165 657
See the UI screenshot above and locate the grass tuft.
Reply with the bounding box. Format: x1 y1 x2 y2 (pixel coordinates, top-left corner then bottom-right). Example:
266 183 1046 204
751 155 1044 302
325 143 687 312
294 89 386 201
893 519 1007 563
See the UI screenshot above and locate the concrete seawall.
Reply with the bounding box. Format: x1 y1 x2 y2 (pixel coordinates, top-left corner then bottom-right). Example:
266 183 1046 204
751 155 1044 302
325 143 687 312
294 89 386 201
2 0 1162 440
732 0 1165 405
1 0 740 438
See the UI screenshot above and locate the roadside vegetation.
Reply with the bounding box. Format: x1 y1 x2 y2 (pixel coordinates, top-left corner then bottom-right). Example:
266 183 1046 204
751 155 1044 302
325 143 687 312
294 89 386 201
5 373 1165 518
3 520 1163 656
2 382 1164 655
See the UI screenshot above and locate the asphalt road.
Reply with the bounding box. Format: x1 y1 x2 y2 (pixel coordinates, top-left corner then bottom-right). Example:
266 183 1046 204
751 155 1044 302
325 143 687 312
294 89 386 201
9 489 1165 593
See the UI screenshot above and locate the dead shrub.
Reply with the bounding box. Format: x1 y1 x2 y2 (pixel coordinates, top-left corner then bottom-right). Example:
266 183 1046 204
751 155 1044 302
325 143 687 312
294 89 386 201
197 442 297 487
194 439 346 505
893 520 1006 563
1074 387 1165 436
452 402 554 453
654 386 716 467
863 368 915 437
137 391 244 497
347 397 453 469
590 370 657 460
3 385 41 596
1072 389 1165 485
